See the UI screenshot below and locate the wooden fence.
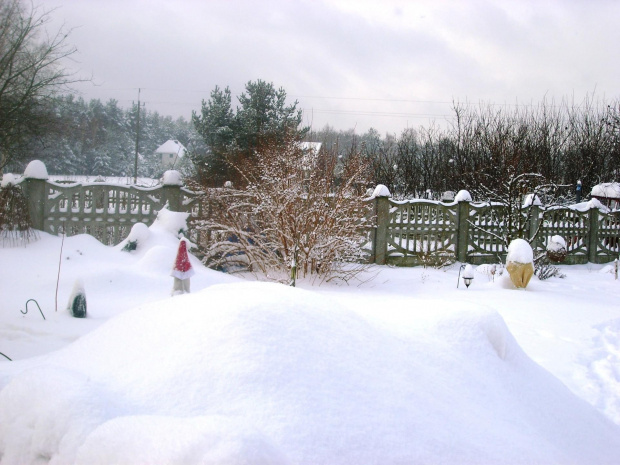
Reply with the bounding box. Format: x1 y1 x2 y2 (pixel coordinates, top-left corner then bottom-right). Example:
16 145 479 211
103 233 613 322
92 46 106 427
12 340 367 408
367 192 620 266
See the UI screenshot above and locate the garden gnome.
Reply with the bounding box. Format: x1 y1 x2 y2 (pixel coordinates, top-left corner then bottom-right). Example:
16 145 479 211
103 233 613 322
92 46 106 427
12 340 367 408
171 239 194 295
506 239 534 289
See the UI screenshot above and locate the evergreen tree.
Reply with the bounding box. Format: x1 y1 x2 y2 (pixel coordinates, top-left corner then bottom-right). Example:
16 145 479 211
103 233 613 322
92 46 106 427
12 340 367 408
192 80 308 186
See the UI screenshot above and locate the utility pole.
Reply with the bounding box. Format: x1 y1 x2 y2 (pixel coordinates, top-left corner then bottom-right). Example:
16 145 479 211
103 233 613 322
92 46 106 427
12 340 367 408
133 88 141 184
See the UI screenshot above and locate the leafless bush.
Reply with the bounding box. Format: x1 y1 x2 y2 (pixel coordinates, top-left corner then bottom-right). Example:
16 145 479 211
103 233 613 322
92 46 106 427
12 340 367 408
0 183 37 246
190 135 372 283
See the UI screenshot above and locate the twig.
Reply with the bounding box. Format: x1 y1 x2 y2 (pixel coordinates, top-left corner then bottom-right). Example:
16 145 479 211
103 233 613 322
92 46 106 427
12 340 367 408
55 224 65 312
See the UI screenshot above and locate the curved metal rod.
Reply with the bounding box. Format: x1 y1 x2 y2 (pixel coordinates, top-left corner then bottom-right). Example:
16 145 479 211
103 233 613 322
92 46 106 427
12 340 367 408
20 299 46 320
0 351 11 361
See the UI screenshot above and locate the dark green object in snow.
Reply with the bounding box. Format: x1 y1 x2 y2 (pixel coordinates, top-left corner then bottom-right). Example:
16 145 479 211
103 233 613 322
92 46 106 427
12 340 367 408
71 293 87 318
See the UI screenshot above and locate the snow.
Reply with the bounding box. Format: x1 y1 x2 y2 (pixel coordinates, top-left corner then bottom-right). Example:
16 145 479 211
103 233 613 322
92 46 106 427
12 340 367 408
152 205 190 237
162 169 183 186
49 175 160 187
570 198 610 213
591 182 620 199
462 263 475 278
454 189 472 202
0 173 17 188
2 225 620 462
523 193 542 207
369 184 391 198
506 238 534 264
121 222 150 250
23 160 49 180
547 235 567 252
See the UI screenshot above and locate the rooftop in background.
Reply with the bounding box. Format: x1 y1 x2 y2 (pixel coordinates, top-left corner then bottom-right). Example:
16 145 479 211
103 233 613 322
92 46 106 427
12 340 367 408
156 140 187 158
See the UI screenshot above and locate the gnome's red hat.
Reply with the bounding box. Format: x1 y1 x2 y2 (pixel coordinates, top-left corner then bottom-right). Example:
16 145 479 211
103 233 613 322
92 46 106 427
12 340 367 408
171 239 195 280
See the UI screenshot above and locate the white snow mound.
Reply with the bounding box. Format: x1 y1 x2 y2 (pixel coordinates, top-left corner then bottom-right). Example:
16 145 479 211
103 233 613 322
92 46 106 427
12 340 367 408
507 238 534 264
1 282 619 464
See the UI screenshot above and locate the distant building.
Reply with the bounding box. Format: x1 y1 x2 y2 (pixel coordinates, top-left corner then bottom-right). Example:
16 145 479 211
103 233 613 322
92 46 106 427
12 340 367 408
156 140 186 170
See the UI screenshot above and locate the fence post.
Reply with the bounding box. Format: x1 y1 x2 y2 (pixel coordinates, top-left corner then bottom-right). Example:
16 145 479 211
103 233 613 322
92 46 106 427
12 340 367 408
588 206 599 263
371 185 391 265
161 170 183 212
456 200 470 262
21 160 49 231
529 205 541 253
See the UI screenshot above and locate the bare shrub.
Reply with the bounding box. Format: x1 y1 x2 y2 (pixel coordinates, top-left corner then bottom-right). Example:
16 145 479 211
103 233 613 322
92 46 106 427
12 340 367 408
190 135 372 283
0 183 37 246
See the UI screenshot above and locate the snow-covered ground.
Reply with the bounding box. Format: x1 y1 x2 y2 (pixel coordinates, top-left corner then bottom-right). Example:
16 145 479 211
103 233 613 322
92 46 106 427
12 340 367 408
1 213 620 464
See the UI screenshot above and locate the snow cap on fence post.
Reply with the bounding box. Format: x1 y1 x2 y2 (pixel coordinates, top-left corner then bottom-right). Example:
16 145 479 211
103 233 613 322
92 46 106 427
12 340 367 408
21 161 48 231
162 170 182 186
454 190 472 202
523 193 542 207
370 184 391 199
24 160 49 180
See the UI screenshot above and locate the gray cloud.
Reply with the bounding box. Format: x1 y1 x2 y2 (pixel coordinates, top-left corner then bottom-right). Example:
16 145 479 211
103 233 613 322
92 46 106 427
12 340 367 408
48 0 620 134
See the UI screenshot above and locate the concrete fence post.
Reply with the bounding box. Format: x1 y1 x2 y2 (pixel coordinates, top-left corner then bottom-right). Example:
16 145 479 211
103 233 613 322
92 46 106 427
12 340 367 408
588 207 599 263
456 201 470 262
21 160 49 231
161 170 183 212
529 205 542 252
370 185 391 265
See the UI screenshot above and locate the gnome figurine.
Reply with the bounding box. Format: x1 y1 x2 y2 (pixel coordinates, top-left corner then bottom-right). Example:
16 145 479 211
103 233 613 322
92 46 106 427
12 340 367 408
171 239 194 295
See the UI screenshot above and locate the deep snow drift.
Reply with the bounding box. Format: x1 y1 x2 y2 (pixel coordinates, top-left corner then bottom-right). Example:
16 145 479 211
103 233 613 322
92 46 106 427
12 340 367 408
1 215 620 463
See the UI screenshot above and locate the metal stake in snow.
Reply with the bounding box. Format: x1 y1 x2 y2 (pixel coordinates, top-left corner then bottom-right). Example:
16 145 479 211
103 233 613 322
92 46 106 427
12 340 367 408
290 251 297 287
55 224 66 312
20 299 46 320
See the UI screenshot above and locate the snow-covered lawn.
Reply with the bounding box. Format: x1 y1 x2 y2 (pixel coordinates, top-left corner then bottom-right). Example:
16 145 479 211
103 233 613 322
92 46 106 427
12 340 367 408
1 217 620 463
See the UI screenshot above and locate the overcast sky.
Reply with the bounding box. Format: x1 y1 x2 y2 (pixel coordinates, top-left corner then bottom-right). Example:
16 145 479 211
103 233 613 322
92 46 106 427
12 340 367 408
48 0 620 135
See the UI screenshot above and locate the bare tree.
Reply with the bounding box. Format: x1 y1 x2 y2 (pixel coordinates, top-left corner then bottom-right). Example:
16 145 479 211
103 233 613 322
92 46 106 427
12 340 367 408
0 0 79 170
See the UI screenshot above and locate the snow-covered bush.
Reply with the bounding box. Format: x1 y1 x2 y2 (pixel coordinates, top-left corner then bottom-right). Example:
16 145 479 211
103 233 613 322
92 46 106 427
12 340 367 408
190 134 372 283
533 235 567 280
121 223 150 252
546 235 567 263
0 183 37 246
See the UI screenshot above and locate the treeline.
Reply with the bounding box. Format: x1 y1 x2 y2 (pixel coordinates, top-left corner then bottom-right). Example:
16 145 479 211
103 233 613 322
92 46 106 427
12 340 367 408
7 88 620 201
7 95 201 177
309 97 620 201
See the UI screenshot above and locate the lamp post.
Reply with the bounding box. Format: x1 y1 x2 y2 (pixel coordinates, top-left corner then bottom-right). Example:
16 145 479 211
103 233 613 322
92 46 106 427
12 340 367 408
457 264 474 288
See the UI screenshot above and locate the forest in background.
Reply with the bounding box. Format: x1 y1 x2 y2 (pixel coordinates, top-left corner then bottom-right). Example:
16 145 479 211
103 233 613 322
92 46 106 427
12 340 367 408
6 92 620 204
